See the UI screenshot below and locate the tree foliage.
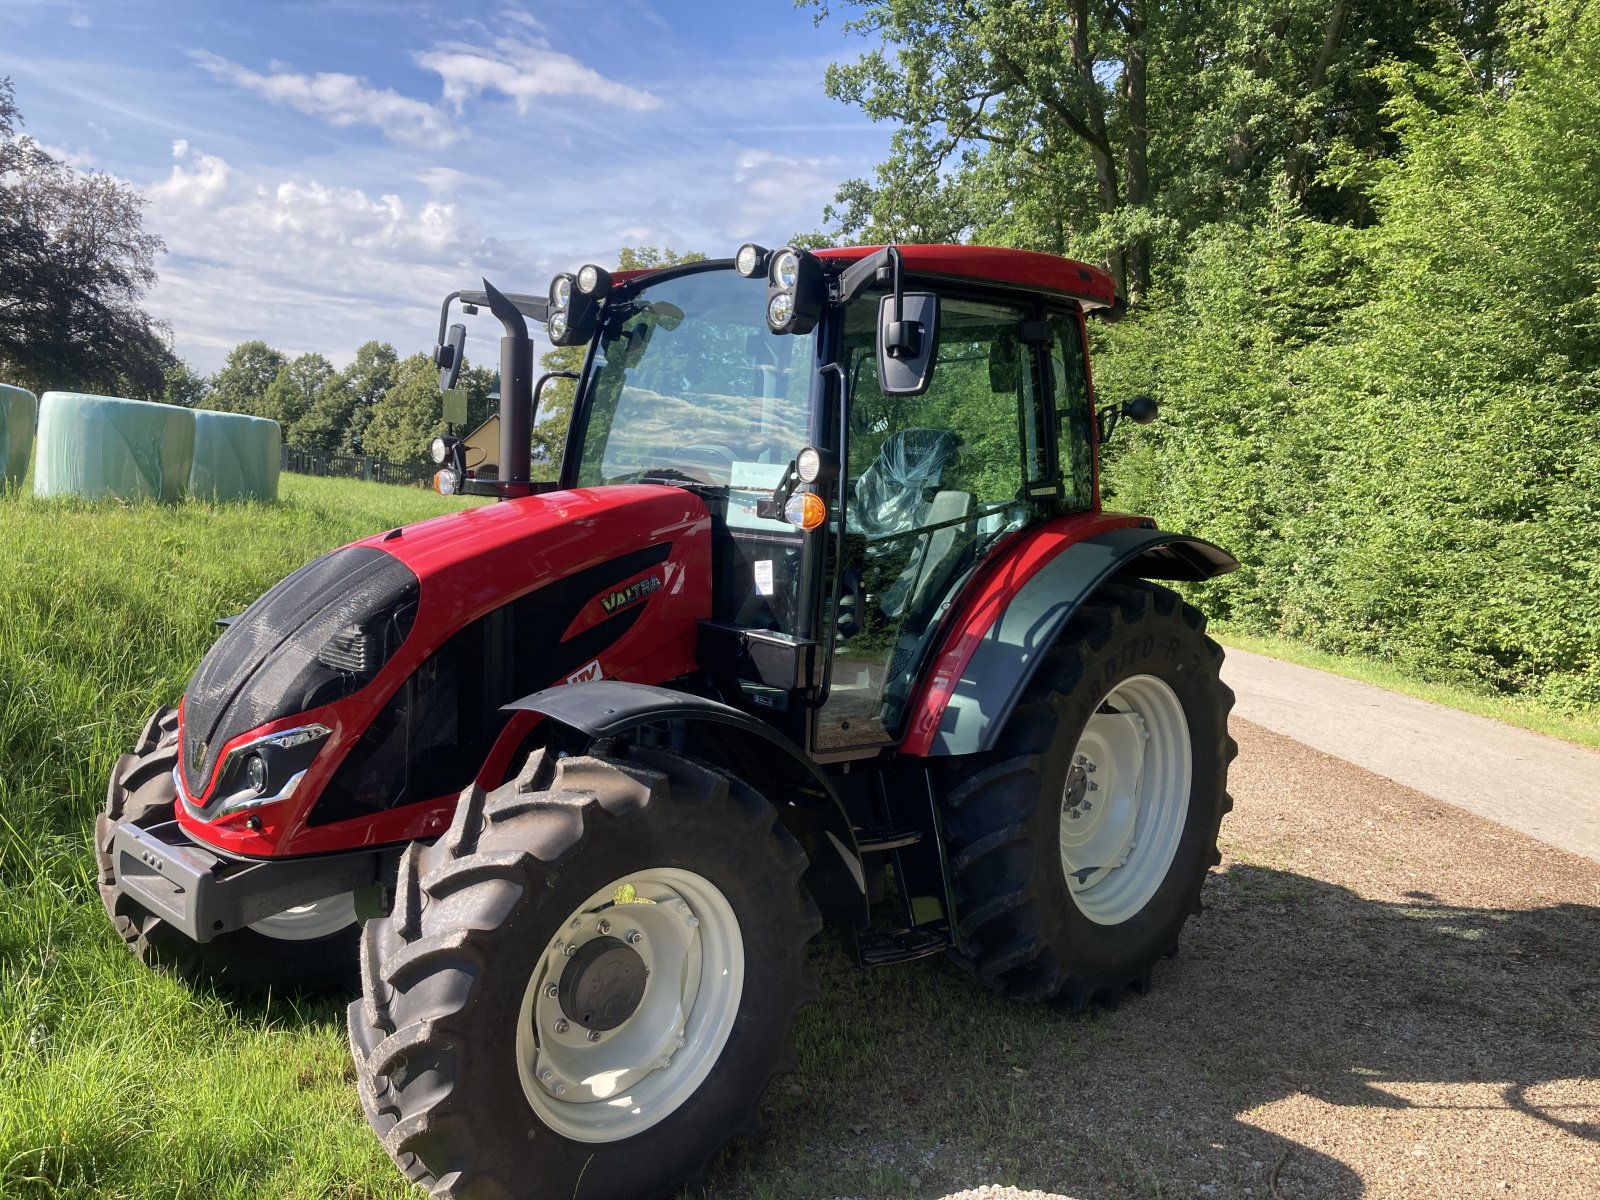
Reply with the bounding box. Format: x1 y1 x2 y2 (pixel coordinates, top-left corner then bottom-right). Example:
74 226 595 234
1095 4 1600 709
0 78 172 396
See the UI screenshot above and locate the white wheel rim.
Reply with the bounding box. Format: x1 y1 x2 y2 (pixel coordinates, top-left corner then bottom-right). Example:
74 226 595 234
516 868 744 1143
246 891 358 941
1059 674 1192 926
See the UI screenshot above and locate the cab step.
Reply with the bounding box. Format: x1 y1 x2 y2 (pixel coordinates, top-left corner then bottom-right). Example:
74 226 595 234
853 824 924 854
855 925 951 967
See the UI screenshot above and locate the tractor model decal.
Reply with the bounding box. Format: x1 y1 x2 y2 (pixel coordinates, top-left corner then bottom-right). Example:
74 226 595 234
598 572 663 615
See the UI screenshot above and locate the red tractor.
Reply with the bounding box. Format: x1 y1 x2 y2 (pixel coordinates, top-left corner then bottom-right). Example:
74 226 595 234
96 243 1236 1199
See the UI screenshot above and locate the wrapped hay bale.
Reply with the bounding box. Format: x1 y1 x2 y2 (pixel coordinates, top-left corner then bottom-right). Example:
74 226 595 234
189 409 280 502
33 392 196 502
1 383 37 490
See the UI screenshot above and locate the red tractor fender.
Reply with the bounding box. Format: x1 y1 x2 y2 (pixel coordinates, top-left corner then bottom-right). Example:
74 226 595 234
900 514 1238 758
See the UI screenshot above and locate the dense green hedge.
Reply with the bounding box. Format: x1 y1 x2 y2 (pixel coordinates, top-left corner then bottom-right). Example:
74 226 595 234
1094 19 1600 711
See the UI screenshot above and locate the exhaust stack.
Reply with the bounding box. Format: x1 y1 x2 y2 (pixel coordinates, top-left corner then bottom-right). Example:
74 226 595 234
482 278 533 490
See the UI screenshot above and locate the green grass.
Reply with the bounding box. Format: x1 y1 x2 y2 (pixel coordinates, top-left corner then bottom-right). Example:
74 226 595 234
1212 627 1600 751
0 475 481 1199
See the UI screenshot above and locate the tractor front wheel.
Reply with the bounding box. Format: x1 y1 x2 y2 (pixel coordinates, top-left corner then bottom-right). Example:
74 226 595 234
95 706 360 995
940 579 1235 1007
348 745 819 1200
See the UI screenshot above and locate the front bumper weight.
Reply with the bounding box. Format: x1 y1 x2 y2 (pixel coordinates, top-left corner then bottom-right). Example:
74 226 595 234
110 819 382 943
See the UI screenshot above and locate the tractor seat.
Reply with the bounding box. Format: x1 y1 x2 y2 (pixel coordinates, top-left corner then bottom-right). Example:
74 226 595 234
851 428 963 540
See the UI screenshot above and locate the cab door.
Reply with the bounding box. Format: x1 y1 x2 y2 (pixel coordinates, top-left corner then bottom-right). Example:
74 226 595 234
812 290 1057 756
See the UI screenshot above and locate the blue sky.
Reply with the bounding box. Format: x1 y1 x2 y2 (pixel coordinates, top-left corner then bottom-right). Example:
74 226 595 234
0 0 891 373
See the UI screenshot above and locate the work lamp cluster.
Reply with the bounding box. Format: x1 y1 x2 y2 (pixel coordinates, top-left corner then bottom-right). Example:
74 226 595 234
737 243 824 336
547 263 611 346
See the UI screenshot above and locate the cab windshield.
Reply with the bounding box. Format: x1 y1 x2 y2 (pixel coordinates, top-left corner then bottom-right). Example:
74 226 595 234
573 267 815 488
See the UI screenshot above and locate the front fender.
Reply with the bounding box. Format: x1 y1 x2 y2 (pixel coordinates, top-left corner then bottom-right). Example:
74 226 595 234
504 681 868 926
903 526 1237 758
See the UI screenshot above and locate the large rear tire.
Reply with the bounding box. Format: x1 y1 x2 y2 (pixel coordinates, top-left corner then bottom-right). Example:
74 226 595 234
348 744 819 1200
940 579 1235 1006
95 706 360 995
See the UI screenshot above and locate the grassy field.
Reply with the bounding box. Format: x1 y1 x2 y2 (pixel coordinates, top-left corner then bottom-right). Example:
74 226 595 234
1 476 1594 1199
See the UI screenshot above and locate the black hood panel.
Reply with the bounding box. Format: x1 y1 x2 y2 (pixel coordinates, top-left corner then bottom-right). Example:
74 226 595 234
181 545 419 796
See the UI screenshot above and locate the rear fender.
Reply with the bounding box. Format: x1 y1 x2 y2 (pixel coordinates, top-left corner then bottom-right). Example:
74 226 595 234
503 681 868 926
903 526 1238 757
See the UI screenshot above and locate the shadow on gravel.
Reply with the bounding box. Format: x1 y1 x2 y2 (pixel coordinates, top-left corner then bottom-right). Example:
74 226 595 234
721 864 1600 1199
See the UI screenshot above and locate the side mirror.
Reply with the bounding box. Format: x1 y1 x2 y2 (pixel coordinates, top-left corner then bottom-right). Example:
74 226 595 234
1097 394 1160 444
877 291 940 396
1124 394 1158 425
435 322 466 392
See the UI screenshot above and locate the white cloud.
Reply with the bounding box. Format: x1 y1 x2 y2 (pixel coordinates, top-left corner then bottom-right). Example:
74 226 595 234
68 9 89 28
412 165 489 197
191 51 458 148
416 36 662 114
37 141 96 170
133 143 548 372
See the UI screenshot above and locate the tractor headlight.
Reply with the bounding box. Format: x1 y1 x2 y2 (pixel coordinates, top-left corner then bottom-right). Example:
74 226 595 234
736 242 769 279
245 753 268 794
430 436 449 465
764 245 824 337
774 249 800 289
577 263 611 296
796 445 831 484
547 270 599 346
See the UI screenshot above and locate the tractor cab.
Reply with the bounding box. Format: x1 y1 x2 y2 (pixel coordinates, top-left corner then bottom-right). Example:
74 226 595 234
435 245 1122 763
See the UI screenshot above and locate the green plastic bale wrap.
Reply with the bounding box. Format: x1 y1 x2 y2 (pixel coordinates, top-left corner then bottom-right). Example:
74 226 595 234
33 392 196 502
1 383 37 490
189 409 281 501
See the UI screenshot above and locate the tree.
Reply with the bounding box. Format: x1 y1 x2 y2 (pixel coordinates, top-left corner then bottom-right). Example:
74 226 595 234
207 341 285 416
161 360 209 408
807 0 1504 300
258 353 334 432
534 247 707 472
0 77 172 395
290 340 398 453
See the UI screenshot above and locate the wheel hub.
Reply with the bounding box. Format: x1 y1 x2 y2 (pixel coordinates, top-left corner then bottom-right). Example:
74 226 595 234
557 936 648 1031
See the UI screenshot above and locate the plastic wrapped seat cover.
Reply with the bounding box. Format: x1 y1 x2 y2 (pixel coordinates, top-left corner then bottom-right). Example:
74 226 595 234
851 427 962 539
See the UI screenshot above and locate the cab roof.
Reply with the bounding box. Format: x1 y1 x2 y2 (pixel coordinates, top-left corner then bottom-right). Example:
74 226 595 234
613 244 1119 311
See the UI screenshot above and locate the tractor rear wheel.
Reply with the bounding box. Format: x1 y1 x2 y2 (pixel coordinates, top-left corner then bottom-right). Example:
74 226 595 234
940 579 1235 1007
95 705 360 995
348 745 819 1200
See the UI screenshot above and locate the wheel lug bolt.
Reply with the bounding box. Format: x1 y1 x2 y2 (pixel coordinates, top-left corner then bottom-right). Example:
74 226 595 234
551 1081 566 1096
570 917 583 928
554 1018 569 1034
1081 801 1093 811
564 943 577 957
544 983 558 998
1088 781 1099 791
1076 754 1087 766
539 1068 553 1084
598 919 612 934
674 901 689 914
1069 810 1081 819
1085 762 1097 773
587 1030 602 1043
626 930 642 945
685 915 700 928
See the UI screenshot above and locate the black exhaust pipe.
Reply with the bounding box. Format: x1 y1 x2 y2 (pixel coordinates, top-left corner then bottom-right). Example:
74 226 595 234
483 278 532 492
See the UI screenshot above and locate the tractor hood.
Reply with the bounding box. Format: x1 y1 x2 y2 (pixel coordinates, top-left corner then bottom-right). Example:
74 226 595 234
177 485 714 846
